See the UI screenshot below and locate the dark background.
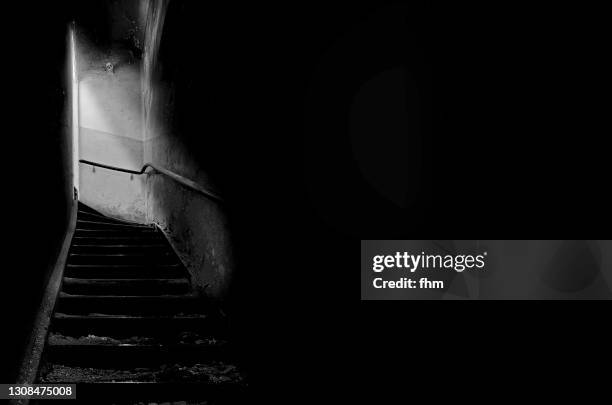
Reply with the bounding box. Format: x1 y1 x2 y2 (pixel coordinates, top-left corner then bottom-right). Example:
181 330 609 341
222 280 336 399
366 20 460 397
1 0 608 399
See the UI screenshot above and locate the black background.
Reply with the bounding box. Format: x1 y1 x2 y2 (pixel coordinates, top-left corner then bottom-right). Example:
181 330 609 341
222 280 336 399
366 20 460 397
1 0 608 400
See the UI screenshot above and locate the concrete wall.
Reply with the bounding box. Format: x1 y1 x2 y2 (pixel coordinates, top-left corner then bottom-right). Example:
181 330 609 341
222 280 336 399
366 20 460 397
141 0 234 300
76 31 146 222
80 165 146 222
146 163 233 298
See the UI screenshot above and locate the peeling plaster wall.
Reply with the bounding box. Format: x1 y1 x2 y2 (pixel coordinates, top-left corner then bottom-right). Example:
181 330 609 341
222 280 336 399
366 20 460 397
146 167 233 298
143 129 233 300
141 0 234 301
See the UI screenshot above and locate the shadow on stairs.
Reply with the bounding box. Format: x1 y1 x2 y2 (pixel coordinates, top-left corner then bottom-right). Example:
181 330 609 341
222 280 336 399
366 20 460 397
32 202 247 405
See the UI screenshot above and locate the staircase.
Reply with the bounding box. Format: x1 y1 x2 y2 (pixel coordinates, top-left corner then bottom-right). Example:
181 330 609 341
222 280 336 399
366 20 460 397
36 202 245 404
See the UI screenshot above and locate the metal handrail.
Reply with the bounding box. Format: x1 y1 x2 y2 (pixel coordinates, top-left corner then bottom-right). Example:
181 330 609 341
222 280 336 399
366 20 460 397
79 159 224 203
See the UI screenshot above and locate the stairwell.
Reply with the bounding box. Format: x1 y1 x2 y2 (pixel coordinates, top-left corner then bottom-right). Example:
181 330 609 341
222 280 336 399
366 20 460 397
34 202 246 404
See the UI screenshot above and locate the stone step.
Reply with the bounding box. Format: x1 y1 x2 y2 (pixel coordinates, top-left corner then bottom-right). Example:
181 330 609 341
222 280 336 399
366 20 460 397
73 235 166 245
77 210 147 227
51 313 223 338
76 220 152 230
40 203 243 400
56 293 203 315
46 342 231 368
62 277 190 296
64 264 184 279
74 228 158 237
68 252 179 265
71 244 169 254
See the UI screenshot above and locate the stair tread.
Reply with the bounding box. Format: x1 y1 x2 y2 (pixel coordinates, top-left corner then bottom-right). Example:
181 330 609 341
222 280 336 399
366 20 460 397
60 292 197 298
55 313 208 320
48 342 223 348
45 343 231 366
56 293 205 315
67 253 178 265
40 365 246 387
73 237 164 242
64 264 185 279
61 276 190 296
70 252 173 257
76 205 102 215
48 331 221 345
63 277 189 283
75 227 155 231
73 244 167 248
75 229 157 234
77 210 108 216
67 263 181 268
78 210 145 225
78 214 131 224
73 234 165 237
77 220 151 228
43 203 241 392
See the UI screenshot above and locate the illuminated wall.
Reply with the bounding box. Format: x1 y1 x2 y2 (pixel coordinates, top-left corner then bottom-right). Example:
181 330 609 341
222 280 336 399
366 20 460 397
76 35 146 222
140 0 234 300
